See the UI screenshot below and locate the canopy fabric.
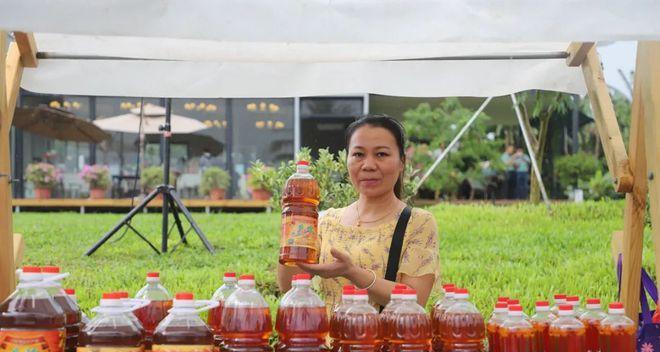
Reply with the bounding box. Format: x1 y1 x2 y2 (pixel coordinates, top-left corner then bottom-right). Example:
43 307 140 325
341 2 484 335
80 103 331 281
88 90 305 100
3 0 660 98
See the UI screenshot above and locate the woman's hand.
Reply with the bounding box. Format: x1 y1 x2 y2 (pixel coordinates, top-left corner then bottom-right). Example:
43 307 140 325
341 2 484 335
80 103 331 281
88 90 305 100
297 247 356 279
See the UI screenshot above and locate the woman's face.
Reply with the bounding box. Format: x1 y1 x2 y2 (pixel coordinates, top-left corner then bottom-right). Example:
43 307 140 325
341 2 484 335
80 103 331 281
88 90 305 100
347 125 404 198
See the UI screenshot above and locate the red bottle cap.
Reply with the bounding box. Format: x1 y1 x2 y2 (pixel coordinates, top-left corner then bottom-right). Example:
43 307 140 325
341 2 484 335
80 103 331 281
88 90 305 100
355 289 368 295
554 294 567 299
239 274 255 280
495 302 508 309
587 298 601 305
147 272 160 278
297 273 311 280
297 160 310 166
22 266 41 273
395 284 409 290
41 266 60 273
175 292 194 300
497 296 509 302
508 299 520 305
391 289 404 295
609 302 624 309
64 288 75 295
403 288 417 295
444 286 456 293
536 301 550 307
559 304 573 311
343 284 356 290
509 305 523 312
455 288 469 295
566 296 579 302
224 272 236 278
116 291 129 299
102 292 120 299
442 283 455 289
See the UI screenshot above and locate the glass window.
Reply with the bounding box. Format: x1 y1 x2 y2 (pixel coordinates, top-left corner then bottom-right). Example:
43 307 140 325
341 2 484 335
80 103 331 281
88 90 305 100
231 98 294 198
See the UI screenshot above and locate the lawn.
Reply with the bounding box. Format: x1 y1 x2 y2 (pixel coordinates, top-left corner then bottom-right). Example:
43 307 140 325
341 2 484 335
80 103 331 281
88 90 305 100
12 200 653 319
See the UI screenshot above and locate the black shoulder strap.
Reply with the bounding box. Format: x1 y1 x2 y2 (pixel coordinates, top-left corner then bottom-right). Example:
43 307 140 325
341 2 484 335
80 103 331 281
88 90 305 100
384 206 412 282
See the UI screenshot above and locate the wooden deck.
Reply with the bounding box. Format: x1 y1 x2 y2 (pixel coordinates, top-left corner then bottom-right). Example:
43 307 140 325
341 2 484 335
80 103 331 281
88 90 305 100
12 198 271 213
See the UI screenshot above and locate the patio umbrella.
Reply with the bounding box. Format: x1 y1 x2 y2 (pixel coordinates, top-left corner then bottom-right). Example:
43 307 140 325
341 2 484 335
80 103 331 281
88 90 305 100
13 105 111 143
143 133 223 156
93 103 208 134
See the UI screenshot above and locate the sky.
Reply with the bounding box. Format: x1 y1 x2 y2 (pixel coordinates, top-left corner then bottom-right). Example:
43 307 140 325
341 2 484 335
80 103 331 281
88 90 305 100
598 41 636 99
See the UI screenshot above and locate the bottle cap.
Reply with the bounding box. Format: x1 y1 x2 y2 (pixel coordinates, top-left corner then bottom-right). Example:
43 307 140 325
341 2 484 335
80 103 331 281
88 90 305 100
609 302 624 312
558 304 574 315
224 272 237 280
509 305 523 312
566 296 580 305
391 289 405 295
355 289 368 296
402 288 417 297
454 288 469 299
508 299 520 305
297 160 310 166
22 266 41 273
395 284 409 290
102 292 120 300
587 298 600 304
116 291 129 299
239 274 255 280
554 294 567 300
175 292 194 300
536 301 550 307
497 296 509 302
147 272 160 278
64 288 75 295
343 284 356 290
41 266 61 273
495 302 508 312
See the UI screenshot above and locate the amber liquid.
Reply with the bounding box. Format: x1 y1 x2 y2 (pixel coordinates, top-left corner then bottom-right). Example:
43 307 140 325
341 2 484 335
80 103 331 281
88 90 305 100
153 325 214 345
54 295 82 352
78 324 143 347
487 322 501 352
0 296 66 352
431 306 446 352
275 306 328 351
208 301 224 344
134 300 173 349
329 310 345 352
340 312 381 351
548 326 586 352
597 324 636 352
220 307 272 351
440 312 485 352
499 327 535 352
531 321 551 352
280 177 320 266
388 313 432 352
379 310 393 352
580 319 600 352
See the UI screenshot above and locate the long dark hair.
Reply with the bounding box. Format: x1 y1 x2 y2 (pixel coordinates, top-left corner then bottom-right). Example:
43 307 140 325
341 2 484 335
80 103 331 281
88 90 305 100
345 114 407 199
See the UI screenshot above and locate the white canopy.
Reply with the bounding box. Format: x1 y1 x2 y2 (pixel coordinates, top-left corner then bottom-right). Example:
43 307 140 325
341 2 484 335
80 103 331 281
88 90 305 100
93 103 209 134
2 0 660 98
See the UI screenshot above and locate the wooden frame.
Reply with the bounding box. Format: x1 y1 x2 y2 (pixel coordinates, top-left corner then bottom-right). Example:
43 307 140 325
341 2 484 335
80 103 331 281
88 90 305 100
0 33 658 321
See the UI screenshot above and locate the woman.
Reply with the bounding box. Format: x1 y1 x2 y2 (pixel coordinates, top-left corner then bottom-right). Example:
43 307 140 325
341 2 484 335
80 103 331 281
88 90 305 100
277 115 440 309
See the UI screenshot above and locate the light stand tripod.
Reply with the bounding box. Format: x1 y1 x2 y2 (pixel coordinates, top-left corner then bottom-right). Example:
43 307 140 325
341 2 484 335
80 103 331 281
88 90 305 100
85 98 215 256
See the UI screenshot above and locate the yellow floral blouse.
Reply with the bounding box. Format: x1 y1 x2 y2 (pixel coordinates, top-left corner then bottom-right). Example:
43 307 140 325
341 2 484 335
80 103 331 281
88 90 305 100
313 206 440 310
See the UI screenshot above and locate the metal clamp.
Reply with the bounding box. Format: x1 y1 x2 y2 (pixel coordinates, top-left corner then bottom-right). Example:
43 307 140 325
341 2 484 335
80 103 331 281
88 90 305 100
0 173 17 183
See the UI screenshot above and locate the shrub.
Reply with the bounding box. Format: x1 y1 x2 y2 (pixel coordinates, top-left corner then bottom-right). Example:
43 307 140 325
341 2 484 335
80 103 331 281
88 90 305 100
199 167 231 195
26 162 61 189
554 152 601 192
79 164 111 190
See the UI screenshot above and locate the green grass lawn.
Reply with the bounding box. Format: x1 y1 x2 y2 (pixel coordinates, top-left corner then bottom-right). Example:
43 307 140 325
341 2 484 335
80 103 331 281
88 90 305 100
12 200 654 319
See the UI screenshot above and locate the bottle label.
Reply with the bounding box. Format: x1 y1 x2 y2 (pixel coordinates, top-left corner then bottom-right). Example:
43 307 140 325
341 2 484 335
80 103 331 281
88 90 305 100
0 329 65 352
152 345 214 352
77 347 143 352
281 214 319 249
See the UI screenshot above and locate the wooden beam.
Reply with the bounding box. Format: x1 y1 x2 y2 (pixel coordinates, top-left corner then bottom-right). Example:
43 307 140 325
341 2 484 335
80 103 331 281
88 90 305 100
620 62 647 323
13 32 38 68
611 230 623 266
581 47 633 192
566 42 595 67
13 234 23 269
639 41 660 298
0 31 16 302
5 43 23 126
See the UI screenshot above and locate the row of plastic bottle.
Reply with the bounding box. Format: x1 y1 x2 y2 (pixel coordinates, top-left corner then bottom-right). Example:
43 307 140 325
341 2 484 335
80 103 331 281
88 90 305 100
485 294 636 352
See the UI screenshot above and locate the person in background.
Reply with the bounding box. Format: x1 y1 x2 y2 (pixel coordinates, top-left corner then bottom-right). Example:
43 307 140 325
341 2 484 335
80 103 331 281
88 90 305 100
199 149 212 174
513 147 531 199
500 145 516 199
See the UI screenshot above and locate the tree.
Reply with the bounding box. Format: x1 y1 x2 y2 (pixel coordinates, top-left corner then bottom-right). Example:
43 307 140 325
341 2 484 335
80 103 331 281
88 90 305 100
403 98 504 199
514 91 574 203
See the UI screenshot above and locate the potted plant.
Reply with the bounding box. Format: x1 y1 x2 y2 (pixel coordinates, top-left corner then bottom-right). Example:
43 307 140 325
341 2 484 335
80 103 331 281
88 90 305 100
199 167 230 200
26 162 61 199
140 166 176 198
79 164 111 199
247 161 274 201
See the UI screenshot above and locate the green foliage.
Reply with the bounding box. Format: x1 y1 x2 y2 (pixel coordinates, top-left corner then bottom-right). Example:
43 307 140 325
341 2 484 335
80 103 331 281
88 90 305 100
140 166 175 191
26 162 61 189
14 201 636 321
403 99 504 198
554 152 601 192
79 164 111 190
199 167 231 195
586 170 619 201
247 161 276 189
248 148 417 210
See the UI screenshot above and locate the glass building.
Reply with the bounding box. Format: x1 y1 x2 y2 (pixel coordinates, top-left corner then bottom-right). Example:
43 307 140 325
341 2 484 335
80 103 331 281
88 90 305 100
12 90 367 199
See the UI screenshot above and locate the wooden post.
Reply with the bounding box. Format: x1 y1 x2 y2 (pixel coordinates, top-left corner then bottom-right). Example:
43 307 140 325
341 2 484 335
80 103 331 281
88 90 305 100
620 55 648 322
0 31 15 301
580 46 633 192
638 42 660 296
0 33 27 301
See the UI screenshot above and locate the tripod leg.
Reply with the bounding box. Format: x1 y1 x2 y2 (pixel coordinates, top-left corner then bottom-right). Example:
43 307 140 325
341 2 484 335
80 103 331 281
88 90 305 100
161 185 169 253
168 189 216 254
85 188 162 256
167 192 188 244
